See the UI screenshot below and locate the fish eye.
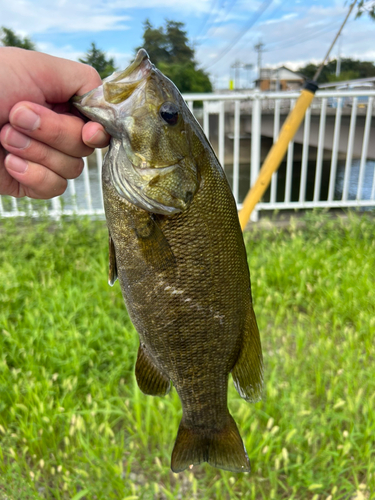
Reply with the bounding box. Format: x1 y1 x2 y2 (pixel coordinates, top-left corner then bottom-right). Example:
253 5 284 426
159 102 179 126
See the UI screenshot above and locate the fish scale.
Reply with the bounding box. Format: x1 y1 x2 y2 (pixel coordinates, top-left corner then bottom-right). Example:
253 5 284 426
73 48 263 473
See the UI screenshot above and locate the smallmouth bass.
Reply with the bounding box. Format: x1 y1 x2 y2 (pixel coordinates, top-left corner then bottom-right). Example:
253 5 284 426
73 49 263 473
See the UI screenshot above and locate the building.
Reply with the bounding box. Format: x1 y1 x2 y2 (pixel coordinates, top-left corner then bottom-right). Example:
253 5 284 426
318 76 375 90
255 66 305 91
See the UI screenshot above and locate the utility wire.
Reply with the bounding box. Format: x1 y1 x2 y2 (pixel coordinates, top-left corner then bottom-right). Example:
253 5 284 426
205 0 274 69
194 0 223 39
223 0 286 52
313 0 357 80
265 19 343 52
197 0 228 39
202 0 241 40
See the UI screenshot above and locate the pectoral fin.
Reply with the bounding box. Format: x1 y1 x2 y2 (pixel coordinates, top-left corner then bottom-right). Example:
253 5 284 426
133 214 176 272
231 306 263 403
135 344 171 396
108 234 118 286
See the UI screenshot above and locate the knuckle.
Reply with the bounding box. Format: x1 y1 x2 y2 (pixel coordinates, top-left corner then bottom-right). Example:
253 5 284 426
87 65 101 83
75 158 85 176
36 143 50 165
37 166 66 199
49 125 66 147
82 146 95 157
0 180 24 198
65 158 84 180
54 180 67 197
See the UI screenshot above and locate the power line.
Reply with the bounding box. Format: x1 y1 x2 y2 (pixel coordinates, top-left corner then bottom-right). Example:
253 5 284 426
202 0 241 40
205 0 274 69
313 0 357 80
194 0 223 39
265 20 343 52
231 0 345 62
223 0 289 63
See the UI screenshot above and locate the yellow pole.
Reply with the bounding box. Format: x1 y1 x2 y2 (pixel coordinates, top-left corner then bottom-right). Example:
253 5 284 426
239 83 318 231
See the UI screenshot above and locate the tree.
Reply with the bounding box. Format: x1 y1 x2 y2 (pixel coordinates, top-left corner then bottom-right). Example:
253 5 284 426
140 20 170 65
298 58 375 83
136 20 212 93
0 27 36 50
355 0 375 20
165 21 194 64
79 43 116 79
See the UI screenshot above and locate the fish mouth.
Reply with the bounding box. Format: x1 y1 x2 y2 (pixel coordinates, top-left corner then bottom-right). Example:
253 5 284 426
106 48 151 84
72 49 152 108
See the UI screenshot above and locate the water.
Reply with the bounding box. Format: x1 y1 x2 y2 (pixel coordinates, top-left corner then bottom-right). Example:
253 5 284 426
335 159 375 201
224 158 375 206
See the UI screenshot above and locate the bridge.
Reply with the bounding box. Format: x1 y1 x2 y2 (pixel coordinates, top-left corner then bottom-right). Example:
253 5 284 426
193 92 375 163
1 89 375 220
185 89 375 219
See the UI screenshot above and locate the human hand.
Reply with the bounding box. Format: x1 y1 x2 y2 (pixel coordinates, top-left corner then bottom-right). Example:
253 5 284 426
0 47 110 199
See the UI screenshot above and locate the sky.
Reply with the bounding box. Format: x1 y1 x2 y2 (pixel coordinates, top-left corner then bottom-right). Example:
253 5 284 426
1 0 375 89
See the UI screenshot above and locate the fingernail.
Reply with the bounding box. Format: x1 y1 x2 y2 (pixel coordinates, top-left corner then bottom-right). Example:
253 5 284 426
87 129 108 146
12 106 40 131
6 155 28 173
5 128 31 149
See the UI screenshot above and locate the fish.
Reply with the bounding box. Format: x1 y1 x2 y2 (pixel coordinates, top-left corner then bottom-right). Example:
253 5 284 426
73 49 263 473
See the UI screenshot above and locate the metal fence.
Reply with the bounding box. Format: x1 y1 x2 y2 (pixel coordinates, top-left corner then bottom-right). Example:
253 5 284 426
1 89 375 220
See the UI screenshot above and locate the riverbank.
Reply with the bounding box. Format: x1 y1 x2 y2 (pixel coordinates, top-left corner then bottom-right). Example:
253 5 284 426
0 213 374 499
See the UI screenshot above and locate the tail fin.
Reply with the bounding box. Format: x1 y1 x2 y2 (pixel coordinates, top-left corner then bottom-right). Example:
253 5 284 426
171 413 250 473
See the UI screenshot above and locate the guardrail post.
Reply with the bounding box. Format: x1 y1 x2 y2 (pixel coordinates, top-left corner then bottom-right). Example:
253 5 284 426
233 100 240 203
51 195 62 220
250 91 261 222
83 156 93 213
96 148 104 210
218 100 225 168
203 100 209 138
357 96 373 200
342 97 358 201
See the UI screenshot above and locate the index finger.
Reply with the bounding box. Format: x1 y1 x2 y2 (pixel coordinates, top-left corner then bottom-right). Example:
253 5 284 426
5 47 103 104
9 102 94 158
0 148 20 197
27 50 103 100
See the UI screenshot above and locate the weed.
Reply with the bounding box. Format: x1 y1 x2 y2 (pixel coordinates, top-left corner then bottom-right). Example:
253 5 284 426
0 213 374 499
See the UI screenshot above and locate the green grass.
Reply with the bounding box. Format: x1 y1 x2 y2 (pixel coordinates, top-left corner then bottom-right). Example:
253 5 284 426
0 211 374 499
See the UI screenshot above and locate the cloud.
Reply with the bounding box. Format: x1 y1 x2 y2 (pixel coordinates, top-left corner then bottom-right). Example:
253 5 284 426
93 0 212 14
263 12 298 25
36 42 83 61
36 40 133 69
196 1 375 89
2 0 374 90
1 0 130 34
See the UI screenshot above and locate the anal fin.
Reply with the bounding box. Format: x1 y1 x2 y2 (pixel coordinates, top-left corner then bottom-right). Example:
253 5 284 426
231 305 264 403
171 413 250 473
135 344 171 396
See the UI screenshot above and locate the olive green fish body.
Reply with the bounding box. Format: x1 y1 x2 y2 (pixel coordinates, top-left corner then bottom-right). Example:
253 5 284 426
74 49 263 473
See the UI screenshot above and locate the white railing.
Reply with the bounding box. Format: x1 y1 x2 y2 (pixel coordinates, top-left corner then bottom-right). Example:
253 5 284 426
1 89 375 220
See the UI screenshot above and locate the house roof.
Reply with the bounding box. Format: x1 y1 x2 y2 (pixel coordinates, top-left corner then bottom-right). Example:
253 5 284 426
258 66 305 81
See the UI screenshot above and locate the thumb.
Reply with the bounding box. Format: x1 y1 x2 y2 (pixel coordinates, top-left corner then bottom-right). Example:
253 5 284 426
19 49 103 102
